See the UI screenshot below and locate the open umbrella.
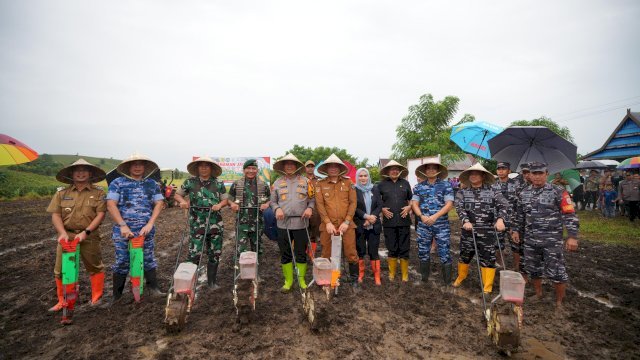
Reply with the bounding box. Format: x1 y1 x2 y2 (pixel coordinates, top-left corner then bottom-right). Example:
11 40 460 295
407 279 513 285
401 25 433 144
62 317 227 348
450 121 504 159
575 160 608 170
548 169 581 192
617 156 640 169
0 134 39 166
488 126 577 174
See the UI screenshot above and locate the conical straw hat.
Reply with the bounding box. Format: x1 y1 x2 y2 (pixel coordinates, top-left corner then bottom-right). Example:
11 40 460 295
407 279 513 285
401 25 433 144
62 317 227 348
317 153 348 176
116 152 159 179
380 160 408 178
415 158 448 180
459 163 495 187
186 156 222 177
273 153 304 175
56 158 106 184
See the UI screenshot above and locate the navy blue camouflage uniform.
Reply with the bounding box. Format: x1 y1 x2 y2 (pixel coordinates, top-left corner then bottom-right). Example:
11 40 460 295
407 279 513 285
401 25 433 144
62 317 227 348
491 176 522 252
412 179 454 264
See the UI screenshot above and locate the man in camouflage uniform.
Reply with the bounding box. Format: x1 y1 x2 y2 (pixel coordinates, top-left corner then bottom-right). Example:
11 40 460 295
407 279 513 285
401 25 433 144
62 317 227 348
174 156 228 289
491 162 522 270
47 159 107 322
107 153 165 300
453 163 508 294
228 159 271 256
270 154 314 292
411 159 454 286
512 162 579 309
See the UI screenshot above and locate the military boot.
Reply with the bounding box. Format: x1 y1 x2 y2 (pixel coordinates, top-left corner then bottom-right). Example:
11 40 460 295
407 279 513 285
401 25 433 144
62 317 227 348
112 273 127 303
207 261 220 290
145 269 166 298
420 260 430 283
442 263 453 287
349 262 360 292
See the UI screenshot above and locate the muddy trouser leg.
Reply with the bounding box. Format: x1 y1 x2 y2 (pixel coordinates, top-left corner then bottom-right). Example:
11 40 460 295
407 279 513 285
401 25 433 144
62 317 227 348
141 227 158 271
459 230 475 265
397 226 411 260
475 230 495 268
355 228 366 258
523 237 545 280
277 228 308 264
416 223 433 263
432 221 452 265
383 226 400 258
367 229 380 261
542 238 569 283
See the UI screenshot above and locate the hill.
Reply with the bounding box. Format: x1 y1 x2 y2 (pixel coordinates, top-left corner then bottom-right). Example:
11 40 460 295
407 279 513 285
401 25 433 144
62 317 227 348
0 169 62 199
48 154 122 171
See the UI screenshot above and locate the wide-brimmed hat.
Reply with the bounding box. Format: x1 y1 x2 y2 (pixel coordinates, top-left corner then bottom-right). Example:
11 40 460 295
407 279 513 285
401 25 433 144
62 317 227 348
459 163 495 187
317 154 348 176
380 160 409 178
116 153 159 178
186 156 222 177
273 153 304 175
304 160 315 167
56 159 106 184
414 158 448 180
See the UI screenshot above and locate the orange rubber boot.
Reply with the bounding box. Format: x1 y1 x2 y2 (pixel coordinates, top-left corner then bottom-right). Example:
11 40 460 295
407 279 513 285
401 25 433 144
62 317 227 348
372 260 381 286
358 260 365 283
90 272 105 305
48 278 64 312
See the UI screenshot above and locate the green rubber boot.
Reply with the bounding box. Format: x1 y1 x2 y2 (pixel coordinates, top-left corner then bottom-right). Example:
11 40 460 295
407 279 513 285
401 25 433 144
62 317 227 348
296 263 308 289
280 263 294 293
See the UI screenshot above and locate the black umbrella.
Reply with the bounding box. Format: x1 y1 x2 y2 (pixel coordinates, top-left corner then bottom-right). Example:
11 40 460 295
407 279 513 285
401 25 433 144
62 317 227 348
488 126 577 174
106 167 162 185
575 161 608 170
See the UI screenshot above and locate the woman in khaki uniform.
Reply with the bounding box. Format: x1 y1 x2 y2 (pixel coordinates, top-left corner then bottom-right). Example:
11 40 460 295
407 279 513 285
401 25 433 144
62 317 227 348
47 159 107 314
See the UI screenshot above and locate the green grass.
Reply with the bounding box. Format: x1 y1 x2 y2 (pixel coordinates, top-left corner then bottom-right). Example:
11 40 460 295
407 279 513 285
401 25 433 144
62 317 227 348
575 209 640 247
0 169 63 199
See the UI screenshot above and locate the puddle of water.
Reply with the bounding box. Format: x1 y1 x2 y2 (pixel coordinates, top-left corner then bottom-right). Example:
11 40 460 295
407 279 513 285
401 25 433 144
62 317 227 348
575 289 615 308
378 249 388 259
0 237 52 256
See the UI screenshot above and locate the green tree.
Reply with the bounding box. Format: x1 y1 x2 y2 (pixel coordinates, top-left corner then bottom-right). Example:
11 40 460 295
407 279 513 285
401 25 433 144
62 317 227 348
391 93 472 164
510 116 575 143
282 145 367 168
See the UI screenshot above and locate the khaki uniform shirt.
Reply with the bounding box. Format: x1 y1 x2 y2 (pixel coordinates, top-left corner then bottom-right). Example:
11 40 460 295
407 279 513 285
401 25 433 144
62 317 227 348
46 184 106 237
315 177 357 229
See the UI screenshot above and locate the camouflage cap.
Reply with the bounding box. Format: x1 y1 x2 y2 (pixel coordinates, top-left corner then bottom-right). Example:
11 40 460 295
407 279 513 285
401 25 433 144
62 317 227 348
529 162 548 173
519 162 531 172
496 162 510 169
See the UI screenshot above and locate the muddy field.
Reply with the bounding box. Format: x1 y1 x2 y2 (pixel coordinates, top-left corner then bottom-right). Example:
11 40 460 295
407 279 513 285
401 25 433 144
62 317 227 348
0 199 639 359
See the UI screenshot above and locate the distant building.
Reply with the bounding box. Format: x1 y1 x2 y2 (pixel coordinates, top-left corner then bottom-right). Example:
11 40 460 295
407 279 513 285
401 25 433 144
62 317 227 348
583 109 640 161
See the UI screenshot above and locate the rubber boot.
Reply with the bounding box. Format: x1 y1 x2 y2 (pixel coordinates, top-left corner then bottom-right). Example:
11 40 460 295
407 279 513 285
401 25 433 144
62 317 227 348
280 263 294 293
296 262 308 289
145 269 166 298
419 260 430 283
49 278 64 312
371 260 381 286
400 258 409 282
358 259 365 283
388 257 398 281
481 267 496 294
60 284 77 325
442 263 452 286
90 272 105 305
207 261 220 290
112 273 127 304
453 262 469 288
348 262 359 291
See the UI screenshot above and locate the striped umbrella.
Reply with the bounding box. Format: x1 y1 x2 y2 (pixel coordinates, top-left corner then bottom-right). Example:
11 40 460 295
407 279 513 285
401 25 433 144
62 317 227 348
0 134 39 166
617 156 640 169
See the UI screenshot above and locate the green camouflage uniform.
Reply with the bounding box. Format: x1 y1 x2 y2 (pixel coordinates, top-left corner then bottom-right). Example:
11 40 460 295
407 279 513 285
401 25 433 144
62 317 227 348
228 177 270 255
177 177 227 264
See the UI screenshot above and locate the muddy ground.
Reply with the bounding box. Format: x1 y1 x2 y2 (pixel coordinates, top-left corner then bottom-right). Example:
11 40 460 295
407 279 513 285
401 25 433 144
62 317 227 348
0 199 639 359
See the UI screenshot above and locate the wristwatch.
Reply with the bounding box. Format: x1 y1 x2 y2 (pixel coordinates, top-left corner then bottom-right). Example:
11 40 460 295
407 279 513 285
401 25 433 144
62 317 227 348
84 229 92 235
118 222 127 226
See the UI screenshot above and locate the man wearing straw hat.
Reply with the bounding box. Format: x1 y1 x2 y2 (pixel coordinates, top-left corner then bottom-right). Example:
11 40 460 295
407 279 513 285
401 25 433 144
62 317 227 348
315 153 360 289
270 154 314 293
106 153 165 300
452 163 508 294
378 160 413 282
47 159 108 315
174 156 228 289
411 158 455 286
304 160 321 257
228 159 271 256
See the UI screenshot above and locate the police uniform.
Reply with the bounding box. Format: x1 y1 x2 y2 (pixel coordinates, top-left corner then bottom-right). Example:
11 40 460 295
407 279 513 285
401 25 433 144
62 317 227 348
515 163 579 282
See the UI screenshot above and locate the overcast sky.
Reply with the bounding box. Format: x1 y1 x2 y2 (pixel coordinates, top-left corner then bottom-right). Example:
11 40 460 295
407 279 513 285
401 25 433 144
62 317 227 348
2 0 639 169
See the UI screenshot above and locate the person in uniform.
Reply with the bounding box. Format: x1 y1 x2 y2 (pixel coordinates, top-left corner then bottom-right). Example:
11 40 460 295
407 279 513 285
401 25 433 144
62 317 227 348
315 154 360 289
47 159 107 321
491 162 522 270
411 158 454 286
453 163 508 293
617 172 640 222
304 160 321 258
174 156 229 289
512 162 579 309
378 160 413 282
354 167 383 286
106 153 165 300
270 154 314 292
228 159 270 256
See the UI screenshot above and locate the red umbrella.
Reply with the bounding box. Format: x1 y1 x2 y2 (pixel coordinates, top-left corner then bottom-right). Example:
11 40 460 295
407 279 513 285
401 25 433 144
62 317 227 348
0 134 39 166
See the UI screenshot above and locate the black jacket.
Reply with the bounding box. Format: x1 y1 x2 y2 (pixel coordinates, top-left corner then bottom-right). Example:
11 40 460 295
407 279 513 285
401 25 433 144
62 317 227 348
377 178 413 227
355 185 383 234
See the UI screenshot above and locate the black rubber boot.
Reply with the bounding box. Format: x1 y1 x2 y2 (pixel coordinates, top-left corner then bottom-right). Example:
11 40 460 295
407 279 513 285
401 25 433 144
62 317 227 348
207 261 220 290
145 269 166 298
420 260 431 283
349 263 360 292
442 263 453 286
112 273 127 303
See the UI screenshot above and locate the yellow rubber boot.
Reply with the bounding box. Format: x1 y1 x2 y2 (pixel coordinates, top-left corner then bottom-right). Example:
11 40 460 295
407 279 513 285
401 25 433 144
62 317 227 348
453 262 469 288
400 259 409 282
388 257 398 281
481 267 496 294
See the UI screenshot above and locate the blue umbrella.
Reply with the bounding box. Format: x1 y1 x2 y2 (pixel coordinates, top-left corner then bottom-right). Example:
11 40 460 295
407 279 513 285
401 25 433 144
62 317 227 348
450 121 504 159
